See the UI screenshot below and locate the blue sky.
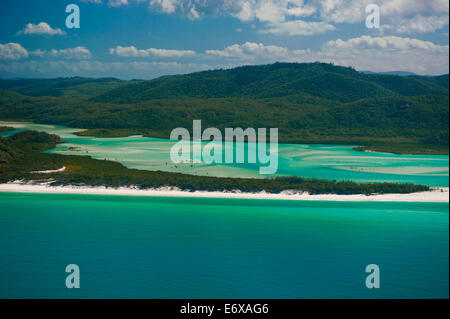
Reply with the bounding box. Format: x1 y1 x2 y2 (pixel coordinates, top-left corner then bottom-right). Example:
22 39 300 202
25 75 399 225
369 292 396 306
0 0 449 79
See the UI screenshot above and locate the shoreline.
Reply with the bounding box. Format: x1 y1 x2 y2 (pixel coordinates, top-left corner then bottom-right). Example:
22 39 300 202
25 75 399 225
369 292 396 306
30 166 66 174
0 181 448 202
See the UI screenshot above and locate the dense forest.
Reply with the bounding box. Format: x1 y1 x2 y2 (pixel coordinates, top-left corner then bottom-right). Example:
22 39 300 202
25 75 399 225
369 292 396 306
0 130 430 195
0 62 448 154
92 63 449 103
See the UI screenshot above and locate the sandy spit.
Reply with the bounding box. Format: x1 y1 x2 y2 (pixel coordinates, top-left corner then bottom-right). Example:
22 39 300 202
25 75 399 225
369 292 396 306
0 181 448 202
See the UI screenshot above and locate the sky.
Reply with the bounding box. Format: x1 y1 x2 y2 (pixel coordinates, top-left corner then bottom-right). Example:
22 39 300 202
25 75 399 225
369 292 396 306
0 0 449 79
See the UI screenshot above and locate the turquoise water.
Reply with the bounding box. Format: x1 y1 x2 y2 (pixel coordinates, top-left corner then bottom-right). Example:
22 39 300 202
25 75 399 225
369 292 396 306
0 192 448 299
0 121 448 186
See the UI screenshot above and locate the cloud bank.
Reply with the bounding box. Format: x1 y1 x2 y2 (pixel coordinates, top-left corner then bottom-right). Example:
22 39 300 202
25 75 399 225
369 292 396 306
17 22 66 36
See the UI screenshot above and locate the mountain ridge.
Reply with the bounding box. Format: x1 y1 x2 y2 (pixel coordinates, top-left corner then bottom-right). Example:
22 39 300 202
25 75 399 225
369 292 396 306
89 62 449 104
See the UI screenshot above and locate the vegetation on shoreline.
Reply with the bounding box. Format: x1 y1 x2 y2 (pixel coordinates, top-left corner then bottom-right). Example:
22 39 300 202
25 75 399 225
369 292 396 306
0 130 430 195
353 144 449 155
0 63 448 154
0 126 15 133
74 128 149 138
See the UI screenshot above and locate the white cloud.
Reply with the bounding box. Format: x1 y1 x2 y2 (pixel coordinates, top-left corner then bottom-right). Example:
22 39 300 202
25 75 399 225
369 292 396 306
0 43 28 60
17 22 66 36
0 44 92 61
261 20 335 36
206 42 289 59
317 0 449 23
0 60 211 79
236 1 254 21
108 0 129 7
254 1 286 23
150 0 178 14
89 0 449 36
82 0 134 7
145 0 448 35
318 35 449 74
145 0 448 22
287 5 316 17
110 45 196 57
317 0 371 23
188 6 200 20
149 1 318 23
313 0 449 35
204 36 449 75
383 14 450 34
2 31 448 77
2 36 448 77
31 47 92 59
381 0 449 17
324 36 448 53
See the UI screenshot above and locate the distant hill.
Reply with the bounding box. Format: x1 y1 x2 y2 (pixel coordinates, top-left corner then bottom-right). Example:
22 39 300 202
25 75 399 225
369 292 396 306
0 77 134 99
91 63 448 104
361 71 417 76
0 62 448 154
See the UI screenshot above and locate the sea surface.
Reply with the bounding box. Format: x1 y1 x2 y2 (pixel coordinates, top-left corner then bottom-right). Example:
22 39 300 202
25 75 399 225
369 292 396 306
0 193 448 299
1 121 448 186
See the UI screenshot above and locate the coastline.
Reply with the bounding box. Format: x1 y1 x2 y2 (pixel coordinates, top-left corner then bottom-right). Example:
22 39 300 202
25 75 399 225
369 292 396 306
0 181 448 202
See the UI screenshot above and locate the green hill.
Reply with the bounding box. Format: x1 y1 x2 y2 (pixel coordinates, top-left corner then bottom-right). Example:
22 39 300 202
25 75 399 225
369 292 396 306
91 62 448 103
0 62 448 154
0 77 132 99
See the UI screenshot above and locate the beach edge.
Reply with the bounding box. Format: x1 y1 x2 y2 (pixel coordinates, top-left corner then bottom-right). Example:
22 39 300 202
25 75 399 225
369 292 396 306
0 182 448 202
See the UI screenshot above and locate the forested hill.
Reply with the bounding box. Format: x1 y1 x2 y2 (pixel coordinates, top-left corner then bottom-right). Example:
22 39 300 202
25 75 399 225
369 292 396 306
0 77 133 99
91 63 449 104
0 62 448 154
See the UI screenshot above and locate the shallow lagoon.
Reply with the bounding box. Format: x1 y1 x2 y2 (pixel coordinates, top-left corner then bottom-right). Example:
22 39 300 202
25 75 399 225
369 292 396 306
1 121 448 186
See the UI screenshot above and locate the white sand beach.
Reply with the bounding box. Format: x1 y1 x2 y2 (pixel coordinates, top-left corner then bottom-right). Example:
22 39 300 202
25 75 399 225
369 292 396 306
30 166 66 174
0 181 448 202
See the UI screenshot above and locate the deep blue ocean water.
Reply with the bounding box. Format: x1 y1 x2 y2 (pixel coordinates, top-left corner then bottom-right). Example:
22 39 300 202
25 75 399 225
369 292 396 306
0 193 448 299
